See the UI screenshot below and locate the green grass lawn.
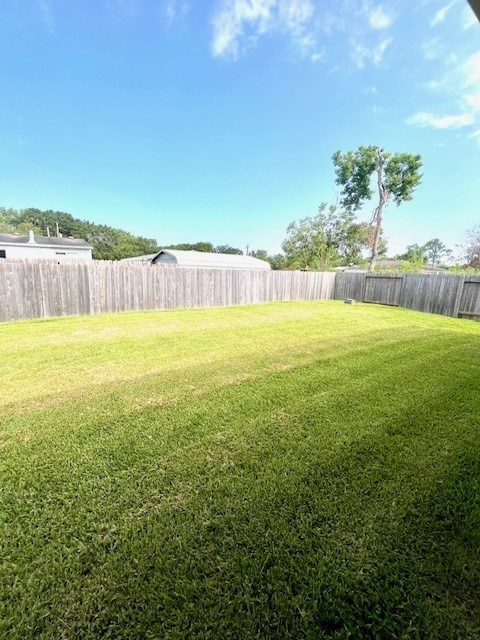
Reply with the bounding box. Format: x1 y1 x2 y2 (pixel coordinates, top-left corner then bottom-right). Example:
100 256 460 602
1 301 479 639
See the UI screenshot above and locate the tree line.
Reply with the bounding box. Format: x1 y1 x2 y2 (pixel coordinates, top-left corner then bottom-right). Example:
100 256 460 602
0 208 253 262
1 146 478 270
0 207 160 261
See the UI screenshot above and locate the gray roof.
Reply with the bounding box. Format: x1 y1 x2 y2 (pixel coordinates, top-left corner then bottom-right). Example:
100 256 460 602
152 249 271 270
0 233 91 248
121 253 158 262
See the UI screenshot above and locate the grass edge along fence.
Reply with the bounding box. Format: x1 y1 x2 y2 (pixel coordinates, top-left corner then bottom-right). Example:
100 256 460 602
0 260 479 322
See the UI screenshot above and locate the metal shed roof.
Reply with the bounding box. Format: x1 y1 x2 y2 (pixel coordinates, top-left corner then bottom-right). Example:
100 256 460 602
152 249 271 270
121 253 158 262
0 233 91 248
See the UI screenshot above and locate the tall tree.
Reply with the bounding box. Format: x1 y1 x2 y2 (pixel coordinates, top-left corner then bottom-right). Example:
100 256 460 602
398 243 427 264
214 244 243 255
250 249 286 270
461 224 480 268
398 239 451 267
333 146 422 271
249 249 269 261
267 253 287 270
357 221 388 261
164 242 215 252
281 204 369 270
423 238 451 267
282 213 336 270
0 207 21 233
316 205 364 262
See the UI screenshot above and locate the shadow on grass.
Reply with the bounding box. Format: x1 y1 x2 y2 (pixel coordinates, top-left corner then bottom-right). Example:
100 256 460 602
2 326 480 639
39 425 479 640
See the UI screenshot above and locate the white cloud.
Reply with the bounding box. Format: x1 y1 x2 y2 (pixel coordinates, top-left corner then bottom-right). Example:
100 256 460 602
210 0 398 66
296 33 324 61
105 0 137 16
425 51 480 93
426 79 441 90
368 5 393 29
165 2 175 24
345 3 395 70
373 37 392 65
162 0 190 27
321 12 345 35
279 0 314 32
422 36 443 60
469 128 480 142
350 41 367 68
211 0 277 59
211 0 317 60
365 86 378 94
351 37 392 68
461 52 480 113
430 0 458 27
406 111 475 129
36 0 55 33
463 51 480 88
465 90 480 111
310 48 326 63
414 50 480 137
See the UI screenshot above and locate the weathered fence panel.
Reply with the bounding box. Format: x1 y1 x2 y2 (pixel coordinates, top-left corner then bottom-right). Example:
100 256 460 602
400 274 465 317
1 261 480 323
364 275 403 306
367 274 467 317
458 277 480 318
333 272 480 319
333 272 365 301
0 261 336 322
358 273 463 316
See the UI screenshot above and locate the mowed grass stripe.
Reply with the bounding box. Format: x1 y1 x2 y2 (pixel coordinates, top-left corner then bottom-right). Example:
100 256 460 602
0 302 479 639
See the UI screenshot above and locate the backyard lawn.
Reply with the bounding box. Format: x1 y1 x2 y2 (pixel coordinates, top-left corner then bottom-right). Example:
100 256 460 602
1 301 479 639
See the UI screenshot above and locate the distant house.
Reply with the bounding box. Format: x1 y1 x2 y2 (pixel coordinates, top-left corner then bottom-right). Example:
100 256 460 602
333 264 366 273
123 249 271 270
377 259 403 270
0 230 93 261
335 260 404 272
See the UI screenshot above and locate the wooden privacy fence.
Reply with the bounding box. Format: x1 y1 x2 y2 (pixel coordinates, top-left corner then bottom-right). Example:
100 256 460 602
333 272 480 319
1 261 480 323
0 261 336 322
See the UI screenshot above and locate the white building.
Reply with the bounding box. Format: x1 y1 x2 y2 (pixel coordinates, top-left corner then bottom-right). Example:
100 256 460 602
123 249 271 270
0 230 93 261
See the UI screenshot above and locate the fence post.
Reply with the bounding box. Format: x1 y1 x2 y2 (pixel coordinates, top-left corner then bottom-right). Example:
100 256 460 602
452 275 466 318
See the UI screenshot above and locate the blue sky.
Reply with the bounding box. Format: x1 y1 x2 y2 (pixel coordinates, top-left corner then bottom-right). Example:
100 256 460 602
1 1 479 259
